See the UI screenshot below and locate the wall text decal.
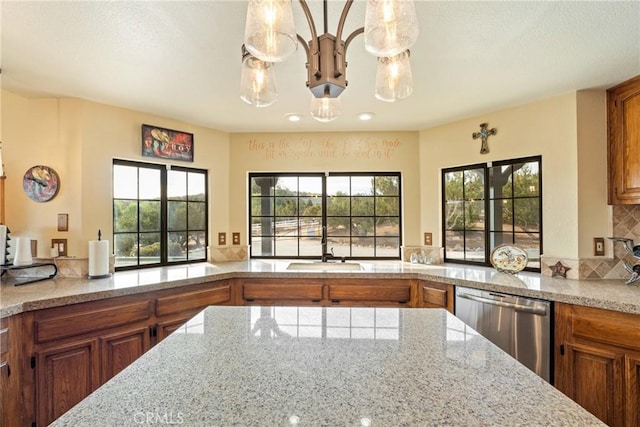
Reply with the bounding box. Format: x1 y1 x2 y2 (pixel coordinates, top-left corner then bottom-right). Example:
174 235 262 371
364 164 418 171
247 136 401 161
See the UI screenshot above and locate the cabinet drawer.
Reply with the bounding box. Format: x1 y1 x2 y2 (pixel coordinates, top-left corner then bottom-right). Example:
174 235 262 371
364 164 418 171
243 280 323 301
423 287 447 307
156 284 231 317
329 281 411 302
35 301 152 344
569 305 640 351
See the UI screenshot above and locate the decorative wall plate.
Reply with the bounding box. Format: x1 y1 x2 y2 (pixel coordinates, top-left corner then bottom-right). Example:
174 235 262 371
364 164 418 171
23 165 60 202
490 244 529 274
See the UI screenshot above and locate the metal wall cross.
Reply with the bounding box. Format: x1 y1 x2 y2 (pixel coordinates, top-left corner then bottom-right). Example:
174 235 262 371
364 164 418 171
472 123 497 154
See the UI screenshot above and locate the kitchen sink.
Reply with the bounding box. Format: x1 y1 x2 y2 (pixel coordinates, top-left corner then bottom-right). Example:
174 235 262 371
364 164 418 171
286 262 363 271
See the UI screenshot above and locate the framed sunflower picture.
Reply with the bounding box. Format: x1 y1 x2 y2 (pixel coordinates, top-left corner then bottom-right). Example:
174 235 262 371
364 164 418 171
142 124 194 162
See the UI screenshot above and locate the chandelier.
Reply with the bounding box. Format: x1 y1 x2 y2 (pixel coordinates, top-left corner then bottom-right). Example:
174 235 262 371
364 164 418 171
240 0 418 122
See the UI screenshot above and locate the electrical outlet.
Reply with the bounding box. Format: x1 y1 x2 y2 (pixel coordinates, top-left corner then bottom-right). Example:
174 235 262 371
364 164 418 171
51 238 68 257
232 232 240 245
594 237 605 256
424 232 432 246
218 232 227 246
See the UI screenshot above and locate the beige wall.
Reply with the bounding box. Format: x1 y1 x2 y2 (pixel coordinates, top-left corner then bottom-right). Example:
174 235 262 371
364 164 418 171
419 91 610 260
228 132 421 247
576 90 612 257
2 90 230 258
3 88 610 262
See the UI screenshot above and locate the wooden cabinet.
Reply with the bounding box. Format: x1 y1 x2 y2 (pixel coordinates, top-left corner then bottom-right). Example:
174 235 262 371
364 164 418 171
416 280 453 312
239 278 417 307
242 279 324 305
36 339 100 425
607 74 640 204
327 279 412 307
32 296 153 426
626 355 640 427
100 326 151 381
14 280 234 425
155 282 232 342
0 317 8 424
1 315 28 427
555 303 640 426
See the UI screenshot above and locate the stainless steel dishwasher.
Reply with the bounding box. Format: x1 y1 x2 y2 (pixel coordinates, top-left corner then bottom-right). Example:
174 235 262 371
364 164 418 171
455 286 552 382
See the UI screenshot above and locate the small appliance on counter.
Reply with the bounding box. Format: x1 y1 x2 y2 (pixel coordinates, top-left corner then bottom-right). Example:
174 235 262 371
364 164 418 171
608 237 640 284
0 225 10 265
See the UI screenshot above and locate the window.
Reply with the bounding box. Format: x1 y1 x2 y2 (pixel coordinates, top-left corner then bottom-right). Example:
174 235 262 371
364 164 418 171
250 172 401 259
442 156 541 270
249 307 400 340
113 160 208 270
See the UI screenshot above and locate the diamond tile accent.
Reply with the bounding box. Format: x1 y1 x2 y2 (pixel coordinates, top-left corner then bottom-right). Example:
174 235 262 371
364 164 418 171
551 204 640 280
209 245 249 262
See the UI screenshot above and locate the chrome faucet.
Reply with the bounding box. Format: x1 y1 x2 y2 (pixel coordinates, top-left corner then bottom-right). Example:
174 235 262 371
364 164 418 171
321 226 334 262
608 237 640 285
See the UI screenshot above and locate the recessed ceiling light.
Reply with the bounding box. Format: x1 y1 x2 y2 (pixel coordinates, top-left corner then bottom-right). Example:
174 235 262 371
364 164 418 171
285 113 302 122
358 112 375 121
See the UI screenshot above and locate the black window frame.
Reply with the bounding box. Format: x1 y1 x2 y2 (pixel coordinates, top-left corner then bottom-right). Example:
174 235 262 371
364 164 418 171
112 159 209 271
249 172 402 260
441 155 542 271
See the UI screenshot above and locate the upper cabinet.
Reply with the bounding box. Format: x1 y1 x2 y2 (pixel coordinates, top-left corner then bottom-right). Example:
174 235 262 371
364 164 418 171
608 75 640 205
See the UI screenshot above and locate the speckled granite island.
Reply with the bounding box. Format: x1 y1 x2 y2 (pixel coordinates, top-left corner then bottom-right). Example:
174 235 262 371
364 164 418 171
50 306 602 426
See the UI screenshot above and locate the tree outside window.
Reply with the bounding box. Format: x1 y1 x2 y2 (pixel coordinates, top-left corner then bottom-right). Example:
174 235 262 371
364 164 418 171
113 160 208 270
442 156 541 270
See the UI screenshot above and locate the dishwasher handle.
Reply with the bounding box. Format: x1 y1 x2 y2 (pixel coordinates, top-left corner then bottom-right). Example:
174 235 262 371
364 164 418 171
457 292 547 315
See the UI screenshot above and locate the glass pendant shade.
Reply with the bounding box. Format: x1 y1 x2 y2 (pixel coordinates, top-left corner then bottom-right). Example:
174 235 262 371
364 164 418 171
244 0 297 62
310 95 341 122
375 50 413 102
364 0 419 57
240 55 278 107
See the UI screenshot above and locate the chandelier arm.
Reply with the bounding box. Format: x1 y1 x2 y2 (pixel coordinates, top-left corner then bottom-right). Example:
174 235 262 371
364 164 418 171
333 0 356 79
334 26 364 78
344 27 365 54
298 0 321 79
296 34 310 59
335 0 354 43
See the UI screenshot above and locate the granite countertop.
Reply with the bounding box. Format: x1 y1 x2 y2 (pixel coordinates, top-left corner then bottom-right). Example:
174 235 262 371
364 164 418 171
50 306 603 426
1 260 640 318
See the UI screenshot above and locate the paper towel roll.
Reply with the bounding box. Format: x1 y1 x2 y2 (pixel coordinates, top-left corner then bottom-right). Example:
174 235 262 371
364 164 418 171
13 236 33 266
88 240 109 278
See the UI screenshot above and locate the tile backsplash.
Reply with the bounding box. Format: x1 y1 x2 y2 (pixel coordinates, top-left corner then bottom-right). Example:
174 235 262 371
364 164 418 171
542 205 640 280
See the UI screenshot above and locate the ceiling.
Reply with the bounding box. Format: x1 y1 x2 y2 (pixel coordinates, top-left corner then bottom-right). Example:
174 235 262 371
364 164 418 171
2 1 639 133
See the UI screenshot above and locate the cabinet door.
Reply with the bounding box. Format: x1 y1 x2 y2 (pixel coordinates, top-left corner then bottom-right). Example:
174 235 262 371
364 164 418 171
560 343 624 426
0 318 8 426
626 355 640 427
36 339 100 426
608 75 640 204
156 316 193 342
100 326 151 382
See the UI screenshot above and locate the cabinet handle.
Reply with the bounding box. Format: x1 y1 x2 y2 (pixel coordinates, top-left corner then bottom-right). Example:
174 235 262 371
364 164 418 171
330 300 340 304
560 344 565 356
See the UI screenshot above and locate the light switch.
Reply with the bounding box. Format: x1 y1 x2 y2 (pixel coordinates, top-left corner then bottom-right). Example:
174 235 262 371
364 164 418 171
594 237 605 256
